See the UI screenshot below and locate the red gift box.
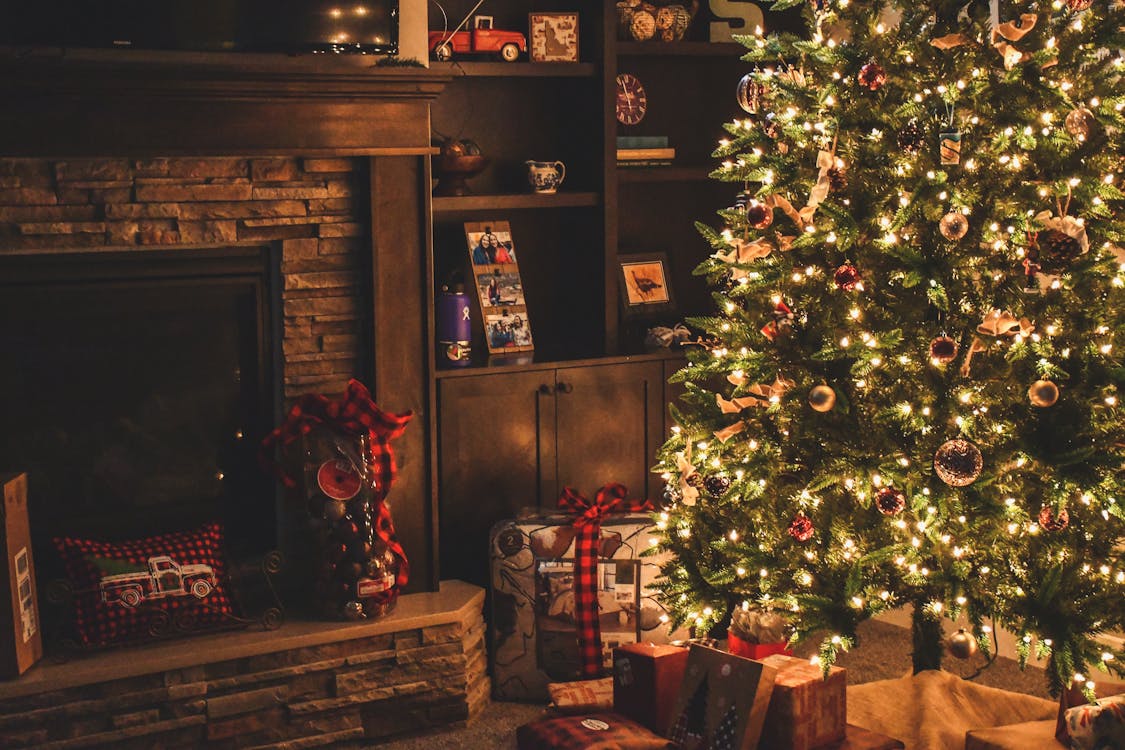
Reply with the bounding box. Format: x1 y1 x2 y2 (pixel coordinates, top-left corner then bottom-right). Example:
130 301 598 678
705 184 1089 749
758 653 847 750
613 642 690 735
728 629 793 660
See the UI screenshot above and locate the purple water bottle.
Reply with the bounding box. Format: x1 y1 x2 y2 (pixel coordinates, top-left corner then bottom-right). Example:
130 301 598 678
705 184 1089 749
436 284 472 366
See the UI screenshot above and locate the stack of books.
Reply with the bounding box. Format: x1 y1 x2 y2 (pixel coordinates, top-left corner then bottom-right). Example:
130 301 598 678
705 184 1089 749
617 135 675 167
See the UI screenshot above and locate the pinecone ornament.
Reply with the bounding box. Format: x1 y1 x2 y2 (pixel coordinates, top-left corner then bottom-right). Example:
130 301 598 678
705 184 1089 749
1036 229 1082 270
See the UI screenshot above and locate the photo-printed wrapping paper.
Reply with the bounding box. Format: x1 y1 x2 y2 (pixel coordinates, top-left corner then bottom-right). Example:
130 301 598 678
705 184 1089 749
489 510 682 702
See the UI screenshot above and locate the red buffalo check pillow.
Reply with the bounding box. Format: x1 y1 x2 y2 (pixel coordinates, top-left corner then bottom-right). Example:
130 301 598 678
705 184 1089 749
54 522 235 647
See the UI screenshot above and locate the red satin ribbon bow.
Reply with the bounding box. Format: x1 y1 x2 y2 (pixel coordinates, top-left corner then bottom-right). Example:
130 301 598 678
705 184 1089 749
261 379 413 589
557 483 653 678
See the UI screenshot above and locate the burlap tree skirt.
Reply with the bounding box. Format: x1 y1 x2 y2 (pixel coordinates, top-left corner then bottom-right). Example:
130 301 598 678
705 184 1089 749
847 669 1059 750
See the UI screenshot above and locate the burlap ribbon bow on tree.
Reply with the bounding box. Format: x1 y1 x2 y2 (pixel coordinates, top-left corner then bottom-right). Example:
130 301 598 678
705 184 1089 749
260 378 413 590
556 483 653 678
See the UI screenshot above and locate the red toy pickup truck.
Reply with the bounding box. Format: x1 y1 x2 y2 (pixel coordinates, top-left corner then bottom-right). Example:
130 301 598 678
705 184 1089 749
429 15 526 62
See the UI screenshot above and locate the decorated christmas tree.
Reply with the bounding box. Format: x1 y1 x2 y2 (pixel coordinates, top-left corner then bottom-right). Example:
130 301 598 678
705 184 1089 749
653 0 1125 695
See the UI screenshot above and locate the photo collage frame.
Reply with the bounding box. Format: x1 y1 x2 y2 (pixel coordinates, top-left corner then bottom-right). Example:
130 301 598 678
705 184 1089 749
465 221 534 355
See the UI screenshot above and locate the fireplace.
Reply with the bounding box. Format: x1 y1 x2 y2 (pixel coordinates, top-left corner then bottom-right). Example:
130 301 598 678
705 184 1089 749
0 62 490 748
0 247 282 588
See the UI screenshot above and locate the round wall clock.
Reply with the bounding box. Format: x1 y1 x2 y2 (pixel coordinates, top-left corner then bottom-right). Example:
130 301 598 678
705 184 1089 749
615 73 648 126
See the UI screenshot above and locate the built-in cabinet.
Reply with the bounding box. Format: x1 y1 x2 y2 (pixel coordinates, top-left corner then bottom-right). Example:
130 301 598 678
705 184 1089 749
425 2 752 585
437 359 665 587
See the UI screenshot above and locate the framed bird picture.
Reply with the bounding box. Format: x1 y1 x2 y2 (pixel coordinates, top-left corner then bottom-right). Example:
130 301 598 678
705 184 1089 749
618 252 675 319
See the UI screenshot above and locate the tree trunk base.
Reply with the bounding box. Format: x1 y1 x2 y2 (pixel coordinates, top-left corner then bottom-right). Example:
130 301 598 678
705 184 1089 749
912 601 945 673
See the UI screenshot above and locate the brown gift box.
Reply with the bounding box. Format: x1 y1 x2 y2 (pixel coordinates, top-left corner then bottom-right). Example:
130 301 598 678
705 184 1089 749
668 644 777 750
757 653 846 750
613 642 690 735
0 473 42 678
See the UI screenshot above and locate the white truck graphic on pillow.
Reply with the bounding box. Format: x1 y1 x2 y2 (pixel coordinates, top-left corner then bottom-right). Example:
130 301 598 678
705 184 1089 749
99 555 216 608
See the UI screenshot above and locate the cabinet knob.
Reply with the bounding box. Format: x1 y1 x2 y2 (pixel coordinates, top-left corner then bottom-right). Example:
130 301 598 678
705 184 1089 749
538 384 554 395
557 381 573 394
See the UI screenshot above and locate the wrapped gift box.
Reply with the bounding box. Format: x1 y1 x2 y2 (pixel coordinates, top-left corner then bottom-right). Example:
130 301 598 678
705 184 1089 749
728 631 792 660
489 511 682 701
516 712 671 750
547 676 614 714
0 474 42 678
613 642 690 735
758 653 847 750
668 644 777 750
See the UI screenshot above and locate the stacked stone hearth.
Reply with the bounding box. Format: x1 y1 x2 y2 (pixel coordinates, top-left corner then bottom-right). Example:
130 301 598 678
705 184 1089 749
0 155 371 399
0 584 489 749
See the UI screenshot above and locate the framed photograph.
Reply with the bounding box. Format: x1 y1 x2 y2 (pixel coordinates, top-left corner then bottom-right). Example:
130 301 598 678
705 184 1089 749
528 13 579 63
618 252 675 318
465 221 534 355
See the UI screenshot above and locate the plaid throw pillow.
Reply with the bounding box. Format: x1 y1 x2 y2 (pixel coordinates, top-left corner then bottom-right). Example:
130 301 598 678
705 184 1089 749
54 521 235 647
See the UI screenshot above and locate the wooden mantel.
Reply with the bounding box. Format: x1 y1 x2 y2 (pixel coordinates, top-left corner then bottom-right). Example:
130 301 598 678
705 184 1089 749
0 52 452 157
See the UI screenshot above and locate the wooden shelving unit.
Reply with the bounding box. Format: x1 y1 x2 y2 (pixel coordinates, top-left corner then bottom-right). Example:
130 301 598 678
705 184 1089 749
431 191 600 213
617 40 745 57
430 61 598 77
617 165 714 183
424 2 752 587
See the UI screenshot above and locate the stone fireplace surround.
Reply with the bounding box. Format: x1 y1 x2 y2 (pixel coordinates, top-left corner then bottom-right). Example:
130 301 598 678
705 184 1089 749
0 57 478 747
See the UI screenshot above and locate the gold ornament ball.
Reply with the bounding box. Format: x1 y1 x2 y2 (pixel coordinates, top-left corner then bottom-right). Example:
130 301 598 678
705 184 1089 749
1028 380 1059 408
934 438 983 487
809 385 837 412
947 628 978 660
1064 107 1096 140
939 211 969 241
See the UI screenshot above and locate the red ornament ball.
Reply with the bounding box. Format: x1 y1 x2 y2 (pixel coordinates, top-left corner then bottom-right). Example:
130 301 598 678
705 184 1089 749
929 335 959 364
833 263 861 291
746 202 774 230
875 487 907 516
788 513 815 542
858 60 887 91
1066 0 1093 12
1038 505 1070 532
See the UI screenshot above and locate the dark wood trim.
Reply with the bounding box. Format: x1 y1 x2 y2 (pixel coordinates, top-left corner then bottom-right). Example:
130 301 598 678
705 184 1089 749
0 58 451 157
617 41 745 57
603 0 620 355
431 191 600 213
433 350 684 379
618 165 714 183
431 61 598 78
369 155 434 593
422 149 440 590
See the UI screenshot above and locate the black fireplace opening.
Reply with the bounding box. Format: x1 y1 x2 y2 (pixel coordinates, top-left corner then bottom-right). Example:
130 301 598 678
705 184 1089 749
0 247 282 590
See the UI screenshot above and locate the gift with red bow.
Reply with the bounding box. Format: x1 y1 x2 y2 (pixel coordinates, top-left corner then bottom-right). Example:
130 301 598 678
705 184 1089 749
488 486 685 701
260 379 412 621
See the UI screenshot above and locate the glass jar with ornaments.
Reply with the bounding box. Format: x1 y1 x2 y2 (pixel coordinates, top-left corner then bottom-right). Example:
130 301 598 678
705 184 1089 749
262 380 412 621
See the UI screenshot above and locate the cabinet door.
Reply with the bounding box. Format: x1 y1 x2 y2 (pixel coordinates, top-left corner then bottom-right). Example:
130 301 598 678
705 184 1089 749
438 370 556 587
553 361 665 502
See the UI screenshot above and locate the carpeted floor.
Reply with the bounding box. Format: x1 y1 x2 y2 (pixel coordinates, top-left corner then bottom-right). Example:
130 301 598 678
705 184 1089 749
375 619 1050 749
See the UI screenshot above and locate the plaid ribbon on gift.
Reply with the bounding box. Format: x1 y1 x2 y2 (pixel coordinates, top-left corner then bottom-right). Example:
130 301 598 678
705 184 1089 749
557 483 653 678
261 379 413 588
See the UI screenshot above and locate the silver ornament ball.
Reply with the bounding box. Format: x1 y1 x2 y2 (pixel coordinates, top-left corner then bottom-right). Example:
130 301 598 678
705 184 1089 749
948 628 979 660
